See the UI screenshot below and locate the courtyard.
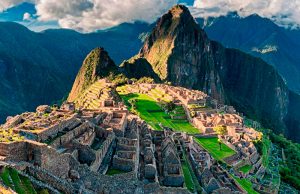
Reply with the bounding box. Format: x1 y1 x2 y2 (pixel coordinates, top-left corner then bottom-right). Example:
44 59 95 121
194 137 236 162
118 92 199 134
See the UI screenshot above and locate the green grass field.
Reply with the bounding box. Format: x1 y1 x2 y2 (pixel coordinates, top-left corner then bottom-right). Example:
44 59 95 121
119 93 199 134
182 149 203 193
106 168 126 176
195 137 236 161
239 164 252 174
232 175 258 194
182 163 195 192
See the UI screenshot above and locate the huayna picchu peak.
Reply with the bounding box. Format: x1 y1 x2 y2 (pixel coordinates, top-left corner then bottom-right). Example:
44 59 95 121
0 3 299 194
126 4 289 137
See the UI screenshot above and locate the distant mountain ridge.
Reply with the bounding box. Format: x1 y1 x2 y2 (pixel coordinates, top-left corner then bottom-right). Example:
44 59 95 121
0 21 150 122
196 13 300 93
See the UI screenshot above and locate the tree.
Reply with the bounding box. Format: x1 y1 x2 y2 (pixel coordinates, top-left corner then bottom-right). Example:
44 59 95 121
164 101 175 112
217 138 222 151
214 125 227 151
213 125 227 137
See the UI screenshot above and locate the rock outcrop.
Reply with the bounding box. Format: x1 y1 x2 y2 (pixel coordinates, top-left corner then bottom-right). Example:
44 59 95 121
129 5 289 133
68 48 117 101
120 57 160 81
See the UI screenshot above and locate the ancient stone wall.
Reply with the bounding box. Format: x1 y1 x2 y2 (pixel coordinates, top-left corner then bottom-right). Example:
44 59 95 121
0 141 28 161
163 175 184 187
94 113 107 125
26 165 75 194
36 116 81 142
112 156 135 171
28 142 74 178
249 151 259 164
50 121 91 148
90 133 115 172
18 169 61 194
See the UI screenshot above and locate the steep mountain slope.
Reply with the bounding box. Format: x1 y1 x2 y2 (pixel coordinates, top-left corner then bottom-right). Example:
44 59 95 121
68 48 117 101
286 92 300 142
0 22 149 122
126 5 290 135
120 57 161 81
197 14 300 93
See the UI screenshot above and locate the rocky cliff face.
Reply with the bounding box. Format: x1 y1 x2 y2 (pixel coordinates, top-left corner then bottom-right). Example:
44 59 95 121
132 5 289 133
68 48 117 101
286 92 300 142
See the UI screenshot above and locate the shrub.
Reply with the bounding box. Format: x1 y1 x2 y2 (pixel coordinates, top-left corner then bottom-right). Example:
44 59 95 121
136 77 155 84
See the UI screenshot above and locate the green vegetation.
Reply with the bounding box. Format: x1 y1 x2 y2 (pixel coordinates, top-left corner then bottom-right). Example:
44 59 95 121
231 175 258 194
262 137 271 167
20 176 36 194
108 73 129 86
213 126 227 137
0 167 37 194
238 164 252 174
160 101 175 112
37 189 49 194
0 167 13 188
269 133 300 190
0 128 24 142
187 104 206 109
195 137 236 162
182 163 195 191
106 168 126 176
119 92 199 134
182 149 202 193
253 132 271 167
213 125 228 151
136 77 155 84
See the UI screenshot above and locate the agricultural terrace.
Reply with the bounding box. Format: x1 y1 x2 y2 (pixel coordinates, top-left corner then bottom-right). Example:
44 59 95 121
117 85 199 134
106 168 126 176
231 174 259 194
239 164 252 174
195 137 236 162
0 167 39 194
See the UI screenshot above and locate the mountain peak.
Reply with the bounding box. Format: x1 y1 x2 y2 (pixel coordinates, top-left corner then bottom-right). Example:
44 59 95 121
68 47 117 102
138 5 207 80
169 4 190 18
155 4 199 35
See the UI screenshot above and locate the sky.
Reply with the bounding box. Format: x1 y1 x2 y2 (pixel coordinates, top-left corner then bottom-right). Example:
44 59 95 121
0 0 299 32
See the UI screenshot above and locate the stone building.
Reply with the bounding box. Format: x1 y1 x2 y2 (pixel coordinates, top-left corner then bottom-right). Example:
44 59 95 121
161 137 184 187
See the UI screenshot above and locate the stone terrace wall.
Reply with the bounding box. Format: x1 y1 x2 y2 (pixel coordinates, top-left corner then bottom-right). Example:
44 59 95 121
90 132 115 172
0 141 28 162
18 169 61 194
50 121 92 148
26 165 75 194
28 142 74 178
36 115 81 142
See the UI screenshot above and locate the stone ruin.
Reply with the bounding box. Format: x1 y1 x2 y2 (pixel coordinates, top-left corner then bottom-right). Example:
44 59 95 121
0 82 271 194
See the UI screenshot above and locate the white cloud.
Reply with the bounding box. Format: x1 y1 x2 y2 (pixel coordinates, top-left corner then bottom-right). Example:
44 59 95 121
192 0 300 28
23 12 32 20
34 0 178 32
2 0 300 31
0 0 30 11
0 0 36 12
